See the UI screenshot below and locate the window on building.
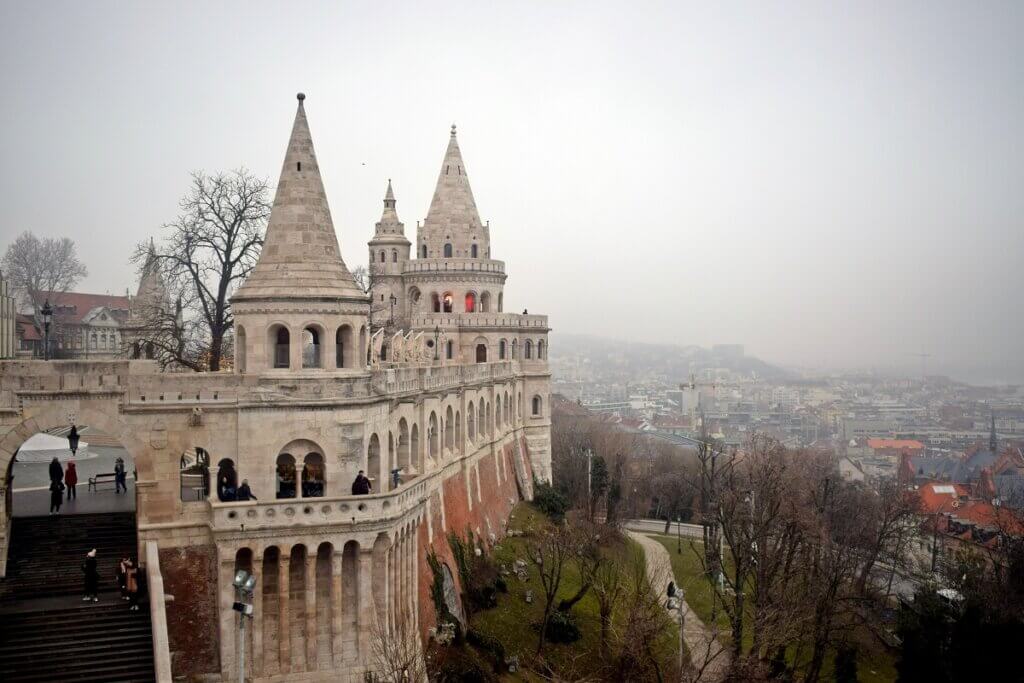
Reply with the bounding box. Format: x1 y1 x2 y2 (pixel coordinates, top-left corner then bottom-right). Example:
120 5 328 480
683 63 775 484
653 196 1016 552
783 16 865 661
301 453 325 497
273 327 290 368
392 249 398 262
421 244 427 258
476 343 487 363
442 293 453 313
525 340 533 359
443 243 453 258
465 292 476 313
532 395 542 416
276 453 297 499
380 250 386 263
446 340 453 360
499 339 507 359
302 327 320 368
471 244 478 258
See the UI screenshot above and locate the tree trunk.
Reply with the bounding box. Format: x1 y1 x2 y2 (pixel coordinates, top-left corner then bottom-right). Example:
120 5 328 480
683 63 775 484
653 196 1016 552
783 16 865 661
558 582 591 612
209 331 223 371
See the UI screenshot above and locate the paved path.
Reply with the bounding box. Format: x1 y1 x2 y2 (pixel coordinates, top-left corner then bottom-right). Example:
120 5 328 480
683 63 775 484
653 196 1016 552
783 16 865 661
627 531 730 682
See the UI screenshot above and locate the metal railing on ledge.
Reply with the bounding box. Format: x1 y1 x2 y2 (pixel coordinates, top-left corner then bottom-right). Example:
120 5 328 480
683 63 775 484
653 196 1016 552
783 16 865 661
372 361 516 395
402 258 506 275
209 477 430 532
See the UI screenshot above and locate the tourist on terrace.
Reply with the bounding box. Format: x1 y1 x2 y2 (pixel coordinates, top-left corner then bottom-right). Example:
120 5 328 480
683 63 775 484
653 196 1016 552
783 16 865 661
82 549 99 602
351 470 372 495
48 456 64 486
114 457 127 494
236 480 257 501
65 460 78 501
49 479 63 514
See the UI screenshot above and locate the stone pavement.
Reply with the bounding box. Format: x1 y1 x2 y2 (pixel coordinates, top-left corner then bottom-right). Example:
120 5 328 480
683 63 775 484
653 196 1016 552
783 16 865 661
627 530 730 682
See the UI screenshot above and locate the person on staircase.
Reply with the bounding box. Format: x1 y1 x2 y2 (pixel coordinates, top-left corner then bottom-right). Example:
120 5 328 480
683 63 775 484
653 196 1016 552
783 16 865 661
125 558 140 611
118 556 129 600
82 549 99 602
65 460 78 501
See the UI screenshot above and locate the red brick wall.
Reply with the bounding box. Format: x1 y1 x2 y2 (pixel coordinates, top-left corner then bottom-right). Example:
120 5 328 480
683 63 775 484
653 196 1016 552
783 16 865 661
417 441 532 636
160 544 220 677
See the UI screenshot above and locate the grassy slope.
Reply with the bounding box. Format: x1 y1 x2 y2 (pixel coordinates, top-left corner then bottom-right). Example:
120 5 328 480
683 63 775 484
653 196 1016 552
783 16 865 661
648 534 897 683
469 504 676 680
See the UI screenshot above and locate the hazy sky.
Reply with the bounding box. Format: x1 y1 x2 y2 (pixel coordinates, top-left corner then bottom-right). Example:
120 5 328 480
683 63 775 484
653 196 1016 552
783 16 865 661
2 2 1022 383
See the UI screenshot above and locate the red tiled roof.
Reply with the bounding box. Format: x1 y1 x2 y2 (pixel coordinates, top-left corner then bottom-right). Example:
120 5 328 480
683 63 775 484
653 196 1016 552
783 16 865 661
39 291 130 325
15 314 40 341
867 438 925 451
918 482 969 513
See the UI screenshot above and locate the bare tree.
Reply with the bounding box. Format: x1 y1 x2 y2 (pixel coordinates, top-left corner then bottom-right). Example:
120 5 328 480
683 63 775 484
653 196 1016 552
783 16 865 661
2 231 87 326
351 264 370 293
135 169 270 371
369 611 426 683
528 525 574 656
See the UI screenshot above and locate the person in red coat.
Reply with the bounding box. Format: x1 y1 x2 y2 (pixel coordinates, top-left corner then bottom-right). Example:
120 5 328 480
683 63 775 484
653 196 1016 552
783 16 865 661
65 460 78 501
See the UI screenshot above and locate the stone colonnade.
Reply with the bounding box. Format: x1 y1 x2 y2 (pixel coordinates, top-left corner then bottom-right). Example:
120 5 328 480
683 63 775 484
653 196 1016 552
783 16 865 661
217 515 421 681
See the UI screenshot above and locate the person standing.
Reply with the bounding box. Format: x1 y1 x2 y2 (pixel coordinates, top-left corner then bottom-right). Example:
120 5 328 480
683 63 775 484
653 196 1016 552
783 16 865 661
114 457 127 494
125 558 140 611
82 549 99 602
118 556 129 600
49 456 64 487
351 470 372 495
49 479 63 514
65 460 78 501
236 479 257 501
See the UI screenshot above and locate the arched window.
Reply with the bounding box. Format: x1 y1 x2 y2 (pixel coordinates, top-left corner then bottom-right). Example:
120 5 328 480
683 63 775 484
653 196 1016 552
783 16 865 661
302 327 321 368
276 453 297 498
446 340 453 360
442 293 453 313
391 249 398 263
467 403 475 442
409 287 421 313
336 325 352 368
455 411 462 450
524 340 533 359
145 341 155 360
132 341 141 359
505 391 511 423
272 326 290 368
471 243 478 258
465 292 476 313
301 453 325 497
398 419 411 472
478 398 485 438
359 325 367 368
499 339 507 360
445 406 454 453
511 339 518 359
236 326 246 373
429 412 439 460
411 424 420 472
498 293 503 312
421 244 427 258
379 250 386 263
179 447 209 502
480 291 491 312
532 395 543 416
443 243 453 258
496 395 502 429
476 343 487 363
537 339 545 360
216 458 237 501
432 293 441 313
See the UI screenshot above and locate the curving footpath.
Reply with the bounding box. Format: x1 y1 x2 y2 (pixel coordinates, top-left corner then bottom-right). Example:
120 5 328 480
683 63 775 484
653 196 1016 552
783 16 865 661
627 531 730 682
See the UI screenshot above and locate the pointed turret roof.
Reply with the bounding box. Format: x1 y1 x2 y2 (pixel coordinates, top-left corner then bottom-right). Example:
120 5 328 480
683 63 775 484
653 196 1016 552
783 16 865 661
234 93 364 302
130 239 168 320
422 124 484 235
373 179 406 238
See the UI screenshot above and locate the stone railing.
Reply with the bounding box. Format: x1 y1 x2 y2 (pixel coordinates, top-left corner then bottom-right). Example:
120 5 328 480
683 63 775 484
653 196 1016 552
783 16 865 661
372 361 515 395
411 313 548 329
209 477 430 533
403 258 505 275
145 540 173 683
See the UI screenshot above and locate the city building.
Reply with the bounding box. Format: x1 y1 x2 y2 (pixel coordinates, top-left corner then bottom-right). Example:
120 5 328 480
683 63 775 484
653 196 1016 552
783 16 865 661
0 272 14 359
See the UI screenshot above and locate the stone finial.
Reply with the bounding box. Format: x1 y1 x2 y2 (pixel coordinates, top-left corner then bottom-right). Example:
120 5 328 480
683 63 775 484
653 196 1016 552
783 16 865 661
297 92 306 102
451 123 457 136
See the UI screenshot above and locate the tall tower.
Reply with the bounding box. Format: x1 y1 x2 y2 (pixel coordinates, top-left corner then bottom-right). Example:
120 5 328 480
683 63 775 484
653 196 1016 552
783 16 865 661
990 410 998 453
232 93 369 374
368 180 410 328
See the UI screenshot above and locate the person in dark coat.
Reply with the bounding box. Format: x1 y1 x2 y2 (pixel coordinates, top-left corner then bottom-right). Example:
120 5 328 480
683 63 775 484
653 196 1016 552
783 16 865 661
49 479 63 514
65 460 78 501
351 470 372 495
114 457 127 494
236 480 257 501
49 456 64 486
125 558 140 611
82 549 99 602
118 556 129 600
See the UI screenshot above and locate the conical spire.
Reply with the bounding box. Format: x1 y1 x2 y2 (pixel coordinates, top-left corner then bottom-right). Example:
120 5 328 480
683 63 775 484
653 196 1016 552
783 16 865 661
234 93 364 302
374 179 404 236
130 238 168 319
422 124 484 235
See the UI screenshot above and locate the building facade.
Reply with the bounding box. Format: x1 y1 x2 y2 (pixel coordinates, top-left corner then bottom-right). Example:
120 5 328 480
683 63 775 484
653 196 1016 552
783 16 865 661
0 272 14 359
0 94 551 682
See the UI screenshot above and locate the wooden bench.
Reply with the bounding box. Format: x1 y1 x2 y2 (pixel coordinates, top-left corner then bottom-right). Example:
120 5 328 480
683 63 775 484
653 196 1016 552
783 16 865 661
88 472 119 491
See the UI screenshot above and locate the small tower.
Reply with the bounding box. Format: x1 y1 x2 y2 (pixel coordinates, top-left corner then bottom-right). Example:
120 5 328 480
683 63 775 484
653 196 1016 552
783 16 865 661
368 180 410 329
232 93 370 374
123 239 170 360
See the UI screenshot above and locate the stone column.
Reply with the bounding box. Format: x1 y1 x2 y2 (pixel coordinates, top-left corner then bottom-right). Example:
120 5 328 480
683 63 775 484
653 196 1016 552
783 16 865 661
278 553 291 675
331 550 344 667
305 549 318 671
357 548 375 661
252 549 264 678
218 556 237 681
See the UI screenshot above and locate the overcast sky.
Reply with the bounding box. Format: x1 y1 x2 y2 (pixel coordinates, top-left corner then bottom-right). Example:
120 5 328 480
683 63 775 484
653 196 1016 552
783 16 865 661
1 2 1021 383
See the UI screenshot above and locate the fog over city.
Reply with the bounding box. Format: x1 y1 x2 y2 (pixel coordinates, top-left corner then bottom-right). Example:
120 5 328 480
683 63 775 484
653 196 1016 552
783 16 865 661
2 1 1022 383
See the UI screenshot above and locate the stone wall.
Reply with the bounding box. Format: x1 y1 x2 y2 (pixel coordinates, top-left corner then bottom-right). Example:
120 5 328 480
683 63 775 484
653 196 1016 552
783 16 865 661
159 544 221 677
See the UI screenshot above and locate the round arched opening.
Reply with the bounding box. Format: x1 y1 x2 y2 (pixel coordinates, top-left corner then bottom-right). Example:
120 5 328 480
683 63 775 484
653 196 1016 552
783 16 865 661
301 452 325 497
276 453 297 499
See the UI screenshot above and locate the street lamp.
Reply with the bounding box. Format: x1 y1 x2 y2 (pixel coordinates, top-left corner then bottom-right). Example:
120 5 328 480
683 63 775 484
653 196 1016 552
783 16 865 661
432 325 440 362
41 299 53 361
666 581 685 676
232 570 257 683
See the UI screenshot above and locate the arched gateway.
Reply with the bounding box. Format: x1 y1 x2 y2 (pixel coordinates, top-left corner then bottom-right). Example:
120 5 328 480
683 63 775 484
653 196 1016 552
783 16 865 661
0 94 552 683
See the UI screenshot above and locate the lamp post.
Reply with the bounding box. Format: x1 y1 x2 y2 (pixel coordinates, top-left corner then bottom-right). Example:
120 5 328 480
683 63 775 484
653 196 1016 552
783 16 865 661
389 293 397 325
41 299 53 361
232 570 257 683
432 325 440 362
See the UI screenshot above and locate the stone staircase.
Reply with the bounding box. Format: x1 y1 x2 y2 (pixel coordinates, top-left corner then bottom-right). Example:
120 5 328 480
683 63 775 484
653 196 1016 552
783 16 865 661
0 514 155 682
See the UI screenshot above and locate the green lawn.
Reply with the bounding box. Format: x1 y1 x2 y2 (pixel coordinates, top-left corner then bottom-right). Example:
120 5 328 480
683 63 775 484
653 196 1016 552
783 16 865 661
647 534 897 683
467 505 677 680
